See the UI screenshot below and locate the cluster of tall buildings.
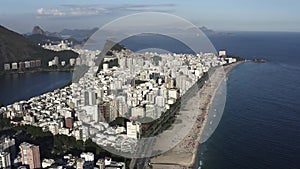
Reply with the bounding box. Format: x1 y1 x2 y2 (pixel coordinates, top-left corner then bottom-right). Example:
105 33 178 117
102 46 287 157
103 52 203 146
0 136 125 169
0 137 15 169
2 40 86 72
48 56 78 67
0 86 81 139
0 137 41 169
0 46 236 162
19 142 41 169
62 153 125 169
3 60 41 71
65 49 231 153
42 40 73 52
43 41 101 68
72 50 227 125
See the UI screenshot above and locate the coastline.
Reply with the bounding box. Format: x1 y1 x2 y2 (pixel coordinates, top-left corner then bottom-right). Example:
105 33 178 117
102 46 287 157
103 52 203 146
0 68 74 76
0 71 73 107
150 61 243 169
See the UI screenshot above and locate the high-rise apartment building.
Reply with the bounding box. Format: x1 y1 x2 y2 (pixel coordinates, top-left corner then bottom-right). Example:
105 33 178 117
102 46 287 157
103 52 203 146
0 152 11 169
19 142 41 169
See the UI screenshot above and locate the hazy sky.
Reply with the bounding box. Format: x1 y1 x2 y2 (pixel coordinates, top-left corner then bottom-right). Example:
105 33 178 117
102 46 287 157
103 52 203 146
0 0 299 33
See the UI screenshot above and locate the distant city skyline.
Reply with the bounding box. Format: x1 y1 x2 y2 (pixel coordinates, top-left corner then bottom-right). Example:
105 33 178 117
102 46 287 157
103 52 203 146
0 0 300 33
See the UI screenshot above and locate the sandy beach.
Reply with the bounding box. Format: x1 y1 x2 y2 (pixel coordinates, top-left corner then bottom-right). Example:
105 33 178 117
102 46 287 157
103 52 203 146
149 62 242 169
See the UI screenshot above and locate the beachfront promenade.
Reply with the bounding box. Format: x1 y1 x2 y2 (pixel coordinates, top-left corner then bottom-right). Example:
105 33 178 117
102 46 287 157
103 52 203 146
150 62 241 169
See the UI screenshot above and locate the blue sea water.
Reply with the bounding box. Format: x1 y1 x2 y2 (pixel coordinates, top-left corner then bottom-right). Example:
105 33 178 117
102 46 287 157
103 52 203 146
0 72 72 106
196 32 300 169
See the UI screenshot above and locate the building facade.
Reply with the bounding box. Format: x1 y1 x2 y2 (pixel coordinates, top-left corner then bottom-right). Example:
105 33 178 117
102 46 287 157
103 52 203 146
19 142 41 169
0 152 11 169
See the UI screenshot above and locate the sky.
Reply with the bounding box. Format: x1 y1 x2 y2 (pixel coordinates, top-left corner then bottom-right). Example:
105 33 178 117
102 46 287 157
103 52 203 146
0 0 300 33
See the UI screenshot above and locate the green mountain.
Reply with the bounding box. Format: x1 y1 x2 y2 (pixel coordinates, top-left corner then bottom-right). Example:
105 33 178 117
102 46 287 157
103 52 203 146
0 25 78 70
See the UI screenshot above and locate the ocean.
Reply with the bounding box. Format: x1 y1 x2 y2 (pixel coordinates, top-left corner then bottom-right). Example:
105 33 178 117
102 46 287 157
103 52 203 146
0 72 72 106
0 31 300 169
196 32 300 169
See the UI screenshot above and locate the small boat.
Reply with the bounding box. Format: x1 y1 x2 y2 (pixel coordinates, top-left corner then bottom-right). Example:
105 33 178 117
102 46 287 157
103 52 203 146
198 160 203 169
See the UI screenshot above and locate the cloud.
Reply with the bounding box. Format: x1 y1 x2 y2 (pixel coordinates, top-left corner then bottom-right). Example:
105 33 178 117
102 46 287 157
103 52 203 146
37 8 65 16
124 4 175 9
36 3 175 18
116 4 175 13
36 5 109 18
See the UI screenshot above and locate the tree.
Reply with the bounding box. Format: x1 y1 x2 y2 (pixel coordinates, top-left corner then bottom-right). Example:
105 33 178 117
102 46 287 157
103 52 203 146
0 114 12 129
109 117 130 127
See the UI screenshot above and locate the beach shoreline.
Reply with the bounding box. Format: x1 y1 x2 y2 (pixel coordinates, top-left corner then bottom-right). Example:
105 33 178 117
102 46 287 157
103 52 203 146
150 61 243 169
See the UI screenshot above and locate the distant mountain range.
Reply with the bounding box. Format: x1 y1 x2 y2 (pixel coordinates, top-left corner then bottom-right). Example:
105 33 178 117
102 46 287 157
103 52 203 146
0 25 78 70
199 26 217 35
0 24 224 71
59 27 99 41
25 26 99 45
24 25 222 47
